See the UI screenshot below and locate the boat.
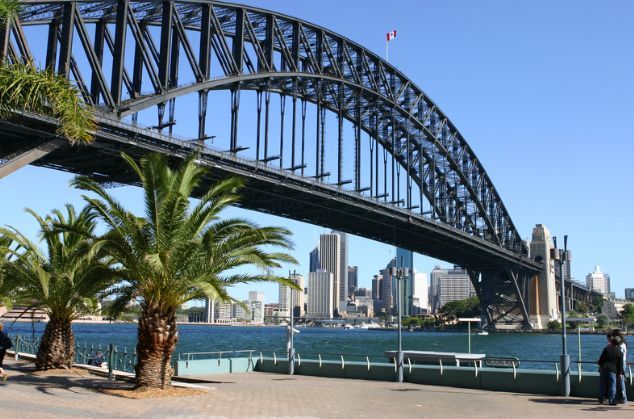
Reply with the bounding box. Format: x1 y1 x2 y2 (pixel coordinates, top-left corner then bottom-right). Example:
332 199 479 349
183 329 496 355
343 323 354 330
477 331 489 336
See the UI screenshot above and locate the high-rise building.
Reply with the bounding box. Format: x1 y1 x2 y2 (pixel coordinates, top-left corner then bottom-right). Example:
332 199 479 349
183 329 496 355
214 301 233 323
307 270 334 319
319 232 341 313
332 230 349 310
586 266 610 296
290 272 305 318
379 258 396 312
348 266 358 297
430 265 475 313
413 271 428 313
204 298 215 323
248 291 265 323
309 246 320 272
372 275 382 300
625 288 634 301
354 287 371 297
278 282 291 318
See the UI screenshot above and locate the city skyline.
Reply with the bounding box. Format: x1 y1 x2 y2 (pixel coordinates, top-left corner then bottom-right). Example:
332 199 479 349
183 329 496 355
0 0 631 305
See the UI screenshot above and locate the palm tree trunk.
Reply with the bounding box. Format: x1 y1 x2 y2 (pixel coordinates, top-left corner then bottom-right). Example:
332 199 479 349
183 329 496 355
35 315 75 370
135 305 178 389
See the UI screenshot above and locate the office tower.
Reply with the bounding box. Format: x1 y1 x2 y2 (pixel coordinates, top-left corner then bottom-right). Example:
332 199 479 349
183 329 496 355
331 230 349 310
413 271 428 313
248 291 265 323
379 258 396 312
586 266 611 296
396 247 414 315
289 272 305 318
354 287 371 297
307 270 334 319
626 288 634 301
233 302 247 320
319 232 341 313
249 291 264 303
372 275 382 300
348 266 358 297
430 265 475 313
309 246 320 272
279 282 291 318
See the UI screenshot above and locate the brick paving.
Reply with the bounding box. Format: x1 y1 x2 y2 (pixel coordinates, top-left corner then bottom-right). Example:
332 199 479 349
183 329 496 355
0 357 630 418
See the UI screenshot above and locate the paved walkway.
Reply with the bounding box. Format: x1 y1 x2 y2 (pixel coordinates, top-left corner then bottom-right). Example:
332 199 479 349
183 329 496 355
0 357 630 418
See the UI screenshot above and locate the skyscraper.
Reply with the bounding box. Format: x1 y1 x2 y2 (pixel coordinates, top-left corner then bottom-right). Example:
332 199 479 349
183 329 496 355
331 230 349 310
248 291 264 323
307 270 334 319
348 266 358 297
379 258 396 312
290 272 305 318
319 232 341 313
372 274 382 300
625 288 634 301
586 266 610 296
309 246 320 272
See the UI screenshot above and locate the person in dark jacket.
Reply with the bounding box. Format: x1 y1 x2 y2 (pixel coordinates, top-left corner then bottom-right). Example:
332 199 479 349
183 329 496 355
598 333 612 404
611 329 628 404
0 322 11 382
597 335 625 405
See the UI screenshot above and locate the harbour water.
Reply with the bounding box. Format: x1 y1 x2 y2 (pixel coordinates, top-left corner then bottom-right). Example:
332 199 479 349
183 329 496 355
4 322 616 372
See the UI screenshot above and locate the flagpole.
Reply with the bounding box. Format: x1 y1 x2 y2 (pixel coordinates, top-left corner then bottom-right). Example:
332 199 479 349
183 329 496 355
386 38 389 63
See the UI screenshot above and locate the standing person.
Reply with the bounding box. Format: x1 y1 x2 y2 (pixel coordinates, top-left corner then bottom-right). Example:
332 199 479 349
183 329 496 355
0 322 12 382
598 333 613 404
598 335 625 406
612 330 628 405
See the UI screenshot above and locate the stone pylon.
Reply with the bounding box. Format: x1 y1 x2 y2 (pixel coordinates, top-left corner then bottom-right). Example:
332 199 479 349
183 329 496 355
528 224 558 329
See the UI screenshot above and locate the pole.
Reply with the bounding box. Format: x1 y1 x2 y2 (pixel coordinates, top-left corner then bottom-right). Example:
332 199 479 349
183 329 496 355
556 235 570 397
468 322 471 354
386 38 389 63
288 270 295 375
396 267 403 382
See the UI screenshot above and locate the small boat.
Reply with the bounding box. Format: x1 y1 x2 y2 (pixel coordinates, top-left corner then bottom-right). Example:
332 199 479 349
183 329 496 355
343 323 354 330
477 331 488 336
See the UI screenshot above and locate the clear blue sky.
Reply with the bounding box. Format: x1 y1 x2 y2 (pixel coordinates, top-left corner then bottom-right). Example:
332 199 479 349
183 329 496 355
1 0 632 303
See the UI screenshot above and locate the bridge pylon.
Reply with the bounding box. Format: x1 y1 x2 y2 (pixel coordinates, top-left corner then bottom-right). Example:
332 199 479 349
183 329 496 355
528 224 558 329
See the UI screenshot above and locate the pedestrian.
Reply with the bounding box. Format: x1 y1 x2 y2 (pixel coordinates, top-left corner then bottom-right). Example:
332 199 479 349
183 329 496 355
597 335 625 406
611 329 628 405
598 333 613 404
0 322 12 382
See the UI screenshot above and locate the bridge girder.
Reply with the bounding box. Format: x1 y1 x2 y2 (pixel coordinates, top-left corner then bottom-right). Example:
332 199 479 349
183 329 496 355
1 1 544 327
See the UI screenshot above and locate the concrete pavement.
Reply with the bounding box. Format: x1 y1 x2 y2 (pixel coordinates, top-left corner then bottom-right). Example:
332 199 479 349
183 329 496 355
0 357 630 418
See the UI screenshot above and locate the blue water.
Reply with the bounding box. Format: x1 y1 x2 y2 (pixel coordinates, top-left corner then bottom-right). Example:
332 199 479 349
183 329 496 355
5 321 614 371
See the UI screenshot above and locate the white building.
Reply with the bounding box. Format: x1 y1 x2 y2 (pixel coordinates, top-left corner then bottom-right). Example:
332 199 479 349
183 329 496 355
413 271 428 312
248 291 265 324
586 266 610 296
430 265 475 312
319 233 341 314
307 270 334 319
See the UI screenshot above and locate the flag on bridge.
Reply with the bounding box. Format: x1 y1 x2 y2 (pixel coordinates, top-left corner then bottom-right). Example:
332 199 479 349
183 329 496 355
386 30 397 42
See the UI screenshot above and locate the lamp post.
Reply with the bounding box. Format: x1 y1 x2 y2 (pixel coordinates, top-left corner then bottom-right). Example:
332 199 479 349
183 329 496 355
553 235 571 397
287 270 296 375
392 265 409 383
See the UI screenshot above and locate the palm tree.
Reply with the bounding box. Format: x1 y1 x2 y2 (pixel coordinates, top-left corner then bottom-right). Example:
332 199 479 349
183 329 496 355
0 1 95 144
0 205 119 369
72 153 297 389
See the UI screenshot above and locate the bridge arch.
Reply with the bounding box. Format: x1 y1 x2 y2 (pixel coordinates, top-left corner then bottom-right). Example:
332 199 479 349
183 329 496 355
1 1 542 328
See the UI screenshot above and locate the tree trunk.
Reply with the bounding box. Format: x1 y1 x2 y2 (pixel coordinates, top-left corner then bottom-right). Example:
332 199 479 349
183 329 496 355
135 305 178 389
35 316 75 370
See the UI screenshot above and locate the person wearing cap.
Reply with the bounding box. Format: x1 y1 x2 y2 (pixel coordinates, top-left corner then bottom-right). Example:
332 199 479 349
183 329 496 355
598 335 625 405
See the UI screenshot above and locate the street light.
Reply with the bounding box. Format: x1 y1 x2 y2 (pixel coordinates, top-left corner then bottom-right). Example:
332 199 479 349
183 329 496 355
392 264 409 383
553 235 572 397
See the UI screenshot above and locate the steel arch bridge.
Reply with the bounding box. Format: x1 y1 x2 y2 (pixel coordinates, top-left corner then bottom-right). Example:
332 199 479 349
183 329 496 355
0 1 543 329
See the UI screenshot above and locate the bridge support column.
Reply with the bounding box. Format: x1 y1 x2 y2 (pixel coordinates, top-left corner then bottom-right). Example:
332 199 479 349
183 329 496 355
529 224 558 329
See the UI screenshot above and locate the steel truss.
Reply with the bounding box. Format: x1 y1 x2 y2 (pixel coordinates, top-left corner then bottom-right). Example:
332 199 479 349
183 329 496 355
1 1 544 328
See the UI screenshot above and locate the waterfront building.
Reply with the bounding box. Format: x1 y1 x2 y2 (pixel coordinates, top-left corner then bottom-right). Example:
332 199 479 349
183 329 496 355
331 230 349 311
263 303 278 322
625 288 634 301
278 281 291 318
233 302 248 321
290 272 305 318
214 301 233 323
248 291 265 323
348 266 358 298
204 297 215 323
319 232 341 314
585 266 610 296
307 270 334 319
249 291 264 303
309 246 320 272
430 265 475 313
